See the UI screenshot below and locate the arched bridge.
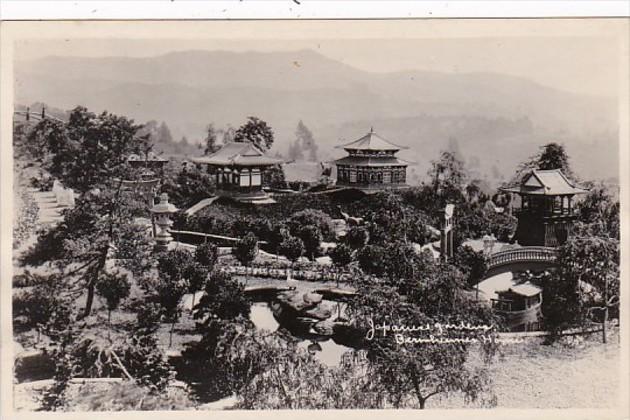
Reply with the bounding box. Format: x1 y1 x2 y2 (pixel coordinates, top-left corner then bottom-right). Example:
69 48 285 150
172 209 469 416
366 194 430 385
485 246 558 278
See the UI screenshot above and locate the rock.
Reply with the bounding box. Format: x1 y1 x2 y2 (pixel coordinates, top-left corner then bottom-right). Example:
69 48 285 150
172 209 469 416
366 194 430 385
303 292 323 304
303 305 332 321
277 290 318 312
312 320 335 336
307 342 323 353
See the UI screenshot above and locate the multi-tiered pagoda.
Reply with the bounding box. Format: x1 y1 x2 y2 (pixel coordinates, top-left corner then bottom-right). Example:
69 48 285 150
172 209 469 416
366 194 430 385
502 169 588 247
334 128 408 191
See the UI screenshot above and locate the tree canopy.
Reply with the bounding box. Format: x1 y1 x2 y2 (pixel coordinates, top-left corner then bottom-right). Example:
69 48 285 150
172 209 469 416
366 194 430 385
234 116 275 151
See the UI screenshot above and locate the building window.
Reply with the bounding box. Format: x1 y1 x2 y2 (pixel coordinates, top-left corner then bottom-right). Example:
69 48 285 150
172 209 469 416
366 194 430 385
349 170 356 183
251 169 262 186
383 170 391 183
239 169 250 187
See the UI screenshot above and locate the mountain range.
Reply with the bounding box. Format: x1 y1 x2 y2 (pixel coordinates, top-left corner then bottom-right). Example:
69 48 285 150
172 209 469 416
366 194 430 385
14 49 619 184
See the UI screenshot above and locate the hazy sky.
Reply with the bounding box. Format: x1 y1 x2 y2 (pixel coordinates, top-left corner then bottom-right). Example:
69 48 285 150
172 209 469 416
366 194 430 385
16 36 619 97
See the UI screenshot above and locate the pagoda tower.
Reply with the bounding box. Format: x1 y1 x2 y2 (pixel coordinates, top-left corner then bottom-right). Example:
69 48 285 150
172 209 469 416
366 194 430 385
334 128 409 191
502 169 588 247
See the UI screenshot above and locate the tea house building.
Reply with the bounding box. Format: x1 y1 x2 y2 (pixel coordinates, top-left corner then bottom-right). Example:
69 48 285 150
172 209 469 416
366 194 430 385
192 141 283 204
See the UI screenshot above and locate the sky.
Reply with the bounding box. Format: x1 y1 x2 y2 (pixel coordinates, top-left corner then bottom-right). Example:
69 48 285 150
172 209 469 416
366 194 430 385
15 36 619 98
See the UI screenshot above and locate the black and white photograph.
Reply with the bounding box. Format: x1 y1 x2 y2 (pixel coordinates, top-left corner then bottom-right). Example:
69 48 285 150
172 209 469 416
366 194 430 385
1 15 628 418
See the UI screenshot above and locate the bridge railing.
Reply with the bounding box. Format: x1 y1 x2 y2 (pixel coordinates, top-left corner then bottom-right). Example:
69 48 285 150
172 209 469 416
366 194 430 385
488 246 557 269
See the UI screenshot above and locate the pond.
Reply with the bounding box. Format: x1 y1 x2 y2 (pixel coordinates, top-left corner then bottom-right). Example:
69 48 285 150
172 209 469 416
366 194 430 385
249 301 361 367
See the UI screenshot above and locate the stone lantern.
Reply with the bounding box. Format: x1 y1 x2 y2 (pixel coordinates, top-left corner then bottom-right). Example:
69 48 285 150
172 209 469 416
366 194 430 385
150 193 178 252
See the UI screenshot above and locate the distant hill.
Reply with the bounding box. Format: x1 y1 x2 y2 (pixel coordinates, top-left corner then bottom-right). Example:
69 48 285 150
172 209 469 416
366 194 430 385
14 49 619 184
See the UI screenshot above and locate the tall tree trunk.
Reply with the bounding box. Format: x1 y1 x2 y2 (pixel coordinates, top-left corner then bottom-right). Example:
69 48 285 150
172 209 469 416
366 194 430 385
603 275 608 344
602 306 608 344
84 179 124 318
169 321 175 348
83 253 107 318
410 368 426 409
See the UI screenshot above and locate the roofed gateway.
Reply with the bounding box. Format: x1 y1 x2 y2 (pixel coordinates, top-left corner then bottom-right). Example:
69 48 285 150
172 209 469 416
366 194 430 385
192 141 283 204
334 128 409 191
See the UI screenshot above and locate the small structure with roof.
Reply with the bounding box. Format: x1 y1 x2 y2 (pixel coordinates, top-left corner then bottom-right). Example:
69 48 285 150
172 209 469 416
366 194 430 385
334 128 409 191
127 151 169 175
192 141 283 203
501 169 588 247
491 282 542 332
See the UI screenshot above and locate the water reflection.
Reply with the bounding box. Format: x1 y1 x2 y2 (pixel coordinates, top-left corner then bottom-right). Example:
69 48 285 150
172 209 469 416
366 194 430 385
297 338 350 367
250 302 356 367
250 302 280 331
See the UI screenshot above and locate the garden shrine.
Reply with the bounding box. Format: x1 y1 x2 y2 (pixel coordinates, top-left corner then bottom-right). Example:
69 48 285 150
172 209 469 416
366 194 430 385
502 169 588 247
192 141 283 204
334 128 409 191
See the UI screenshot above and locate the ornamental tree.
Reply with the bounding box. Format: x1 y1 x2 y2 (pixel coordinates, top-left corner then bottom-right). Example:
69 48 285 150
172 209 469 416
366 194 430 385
575 182 620 239
13 273 74 343
428 151 467 201
22 187 153 318
152 249 193 347
330 243 353 287
288 209 335 241
234 116 275 151
295 224 323 261
234 232 259 281
357 245 387 277
343 226 370 250
181 270 252 400
34 106 149 194
21 107 154 318
96 270 131 324
279 235 305 268
195 242 219 268
507 142 577 187
346 257 499 409
203 123 220 155
452 245 488 288
543 236 620 341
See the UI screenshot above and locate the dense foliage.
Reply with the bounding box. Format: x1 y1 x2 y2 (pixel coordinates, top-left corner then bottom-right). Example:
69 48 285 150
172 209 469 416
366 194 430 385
159 163 216 208
233 116 275 151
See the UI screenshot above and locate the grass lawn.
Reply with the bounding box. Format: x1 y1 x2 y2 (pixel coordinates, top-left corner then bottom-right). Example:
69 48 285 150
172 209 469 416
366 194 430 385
431 328 621 409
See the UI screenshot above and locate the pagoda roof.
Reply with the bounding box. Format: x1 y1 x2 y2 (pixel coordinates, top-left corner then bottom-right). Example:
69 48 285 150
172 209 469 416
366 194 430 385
336 129 407 152
334 155 409 167
192 141 283 167
501 169 588 196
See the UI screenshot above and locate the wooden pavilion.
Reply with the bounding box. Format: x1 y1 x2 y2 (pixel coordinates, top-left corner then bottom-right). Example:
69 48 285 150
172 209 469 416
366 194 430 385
502 169 588 247
192 141 283 203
